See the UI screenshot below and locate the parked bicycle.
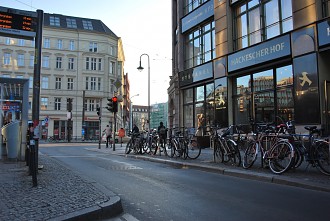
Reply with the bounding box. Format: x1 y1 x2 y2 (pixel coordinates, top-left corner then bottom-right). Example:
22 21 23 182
211 125 241 166
288 125 330 175
242 121 295 174
125 131 145 154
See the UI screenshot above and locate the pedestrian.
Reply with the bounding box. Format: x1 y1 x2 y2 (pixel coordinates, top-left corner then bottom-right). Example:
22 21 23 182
157 121 167 148
132 124 139 134
103 125 111 148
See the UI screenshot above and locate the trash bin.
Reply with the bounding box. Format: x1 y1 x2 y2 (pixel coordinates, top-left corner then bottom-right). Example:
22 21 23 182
1 121 21 160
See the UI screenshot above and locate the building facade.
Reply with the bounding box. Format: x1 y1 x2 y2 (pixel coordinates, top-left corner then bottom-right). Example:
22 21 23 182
0 12 126 140
170 0 330 134
132 105 148 131
150 102 168 129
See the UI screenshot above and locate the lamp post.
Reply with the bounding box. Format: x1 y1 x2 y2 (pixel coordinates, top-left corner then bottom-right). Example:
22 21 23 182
130 94 139 131
137 54 150 131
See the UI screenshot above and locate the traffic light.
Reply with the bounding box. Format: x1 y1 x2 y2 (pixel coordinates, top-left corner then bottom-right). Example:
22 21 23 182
112 96 118 113
106 98 113 112
96 107 100 116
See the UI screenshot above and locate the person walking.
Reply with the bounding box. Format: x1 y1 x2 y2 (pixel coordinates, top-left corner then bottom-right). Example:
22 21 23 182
157 122 167 155
103 125 112 148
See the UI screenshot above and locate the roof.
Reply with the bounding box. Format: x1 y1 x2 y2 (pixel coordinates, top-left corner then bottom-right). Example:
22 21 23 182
43 13 118 39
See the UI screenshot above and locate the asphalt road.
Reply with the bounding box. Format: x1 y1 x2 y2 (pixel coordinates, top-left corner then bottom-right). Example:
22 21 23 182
40 143 330 221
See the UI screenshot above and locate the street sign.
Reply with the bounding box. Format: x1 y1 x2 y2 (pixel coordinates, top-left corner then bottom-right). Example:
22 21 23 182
113 79 122 89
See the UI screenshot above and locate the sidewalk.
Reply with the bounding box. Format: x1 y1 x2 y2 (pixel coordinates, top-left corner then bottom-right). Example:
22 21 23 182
0 151 122 221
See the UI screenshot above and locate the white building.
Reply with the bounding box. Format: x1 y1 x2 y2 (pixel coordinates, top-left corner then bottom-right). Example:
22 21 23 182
0 13 125 140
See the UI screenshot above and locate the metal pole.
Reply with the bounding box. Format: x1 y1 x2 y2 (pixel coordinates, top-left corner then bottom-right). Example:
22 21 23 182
113 112 116 151
31 9 43 187
98 116 101 149
147 56 150 132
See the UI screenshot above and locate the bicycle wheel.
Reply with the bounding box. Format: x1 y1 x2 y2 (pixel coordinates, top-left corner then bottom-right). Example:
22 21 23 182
291 144 304 169
268 140 294 174
187 136 201 159
125 139 133 154
226 139 241 167
213 140 224 163
314 141 330 175
164 139 174 157
242 141 258 169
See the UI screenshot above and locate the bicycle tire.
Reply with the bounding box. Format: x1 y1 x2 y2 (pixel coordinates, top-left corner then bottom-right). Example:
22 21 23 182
125 139 133 154
291 144 304 169
187 136 201 159
268 140 294 174
242 141 258 169
314 141 330 175
164 139 174 157
213 140 224 163
226 139 241 167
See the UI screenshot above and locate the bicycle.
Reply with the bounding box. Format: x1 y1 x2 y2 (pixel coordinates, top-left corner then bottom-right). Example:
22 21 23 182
182 128 201 159
289 125 330 175
212 125 241 166
242 122 295 174
125 131 145 154
164 128 188 159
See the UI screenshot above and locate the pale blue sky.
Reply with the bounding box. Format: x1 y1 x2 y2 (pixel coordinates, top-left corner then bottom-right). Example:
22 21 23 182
2 0 172 105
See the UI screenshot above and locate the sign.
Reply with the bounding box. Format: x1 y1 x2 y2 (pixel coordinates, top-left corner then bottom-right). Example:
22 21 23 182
113 79 122 89
181 0 214 33
228 34 291 72
179 62 213 87
318 20 330 47
0 6 37 40
118 128 125 138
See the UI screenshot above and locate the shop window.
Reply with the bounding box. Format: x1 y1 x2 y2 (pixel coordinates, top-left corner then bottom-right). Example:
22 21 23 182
183 104 193 128
236 75 251 95
253 70 274 92
233 0 293 50
277 88 294 122
184 88 194 104
254 91 275 123
276 65 293 87
195 85 205 102
214 78 228 127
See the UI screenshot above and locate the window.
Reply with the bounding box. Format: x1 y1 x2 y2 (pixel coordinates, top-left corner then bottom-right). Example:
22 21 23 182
185 21 215 69
54 97 61 110
17 54 25 66
85 77 89 90
85 57 89 70
42 56 50 68
68 58 74 70
66 18 77 28
234 0 293 50
4 53 11 65
41 76 49 89
233 64 293 125
109 61 115 74
88 99 95 111
98 58 102 70
30 39 35 47
55 77 62 89
29 76 33 88
67 78 74 90
90 77 96 90
49 16 60 26
56 57 62 69
57 39 63 49
91 58 97 70
89 42 98 52
323 0 330 17
5 38 11 45
97 77 101 90
44 38 50 48
29 55 34 67
41 97 48 110
69 40 75 50
82 20 93 30
18 39 25 46
184 0 209 15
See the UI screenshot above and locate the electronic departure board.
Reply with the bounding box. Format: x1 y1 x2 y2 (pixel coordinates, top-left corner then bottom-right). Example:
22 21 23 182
0 7 37 40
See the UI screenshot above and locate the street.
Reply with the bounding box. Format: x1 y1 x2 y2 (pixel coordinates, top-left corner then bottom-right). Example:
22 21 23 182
40 143 330 221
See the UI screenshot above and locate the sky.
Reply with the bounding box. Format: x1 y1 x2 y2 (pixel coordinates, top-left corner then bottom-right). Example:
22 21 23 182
1 0 172 106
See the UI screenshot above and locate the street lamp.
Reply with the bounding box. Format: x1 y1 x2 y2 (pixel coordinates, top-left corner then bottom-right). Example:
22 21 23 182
137 53 150 131
130 94 139 131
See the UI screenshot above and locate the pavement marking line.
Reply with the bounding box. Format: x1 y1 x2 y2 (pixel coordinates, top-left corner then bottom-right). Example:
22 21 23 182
96 157 143 170
122 213 140 221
